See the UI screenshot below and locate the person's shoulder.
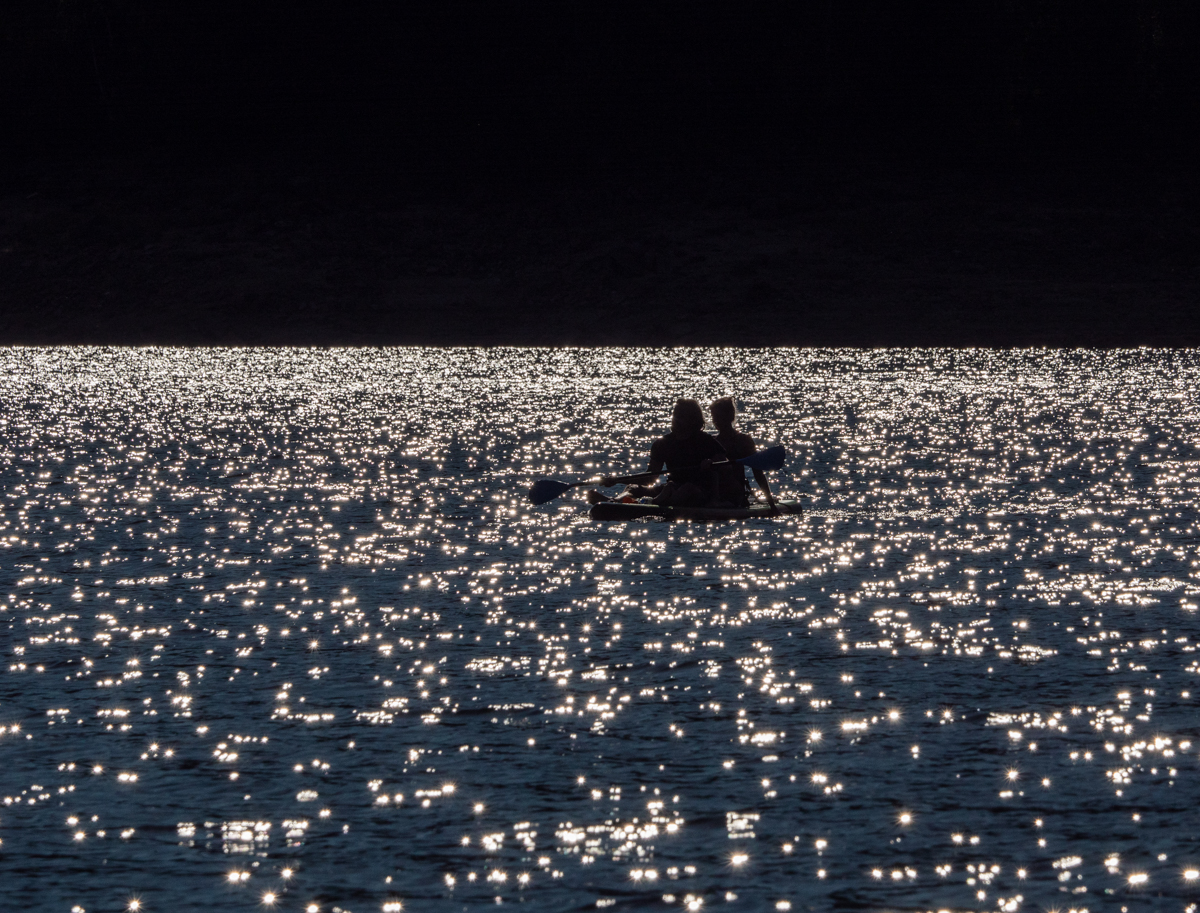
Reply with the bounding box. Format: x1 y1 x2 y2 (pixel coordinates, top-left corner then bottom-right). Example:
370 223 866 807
718 430 754 457
701 432 726 454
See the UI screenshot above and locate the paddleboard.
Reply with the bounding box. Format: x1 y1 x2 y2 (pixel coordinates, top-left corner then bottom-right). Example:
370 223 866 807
589 498 802 522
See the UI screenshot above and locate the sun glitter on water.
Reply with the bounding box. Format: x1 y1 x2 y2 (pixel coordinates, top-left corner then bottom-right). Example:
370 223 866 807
3 347 1200 911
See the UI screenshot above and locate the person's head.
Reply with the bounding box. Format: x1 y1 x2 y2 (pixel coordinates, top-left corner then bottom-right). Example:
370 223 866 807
710 396 737 431
671 398 705 435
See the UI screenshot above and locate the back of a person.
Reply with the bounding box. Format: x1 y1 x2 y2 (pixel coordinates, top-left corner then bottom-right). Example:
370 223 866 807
646 399 725 507
714 428 753 507
658 428 723 486
709 396 778 510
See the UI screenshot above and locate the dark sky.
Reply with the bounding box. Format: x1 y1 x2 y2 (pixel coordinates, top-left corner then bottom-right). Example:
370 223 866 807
2 1 1198 346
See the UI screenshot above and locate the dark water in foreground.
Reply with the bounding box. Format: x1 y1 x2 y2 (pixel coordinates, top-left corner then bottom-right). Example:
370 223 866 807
3 347 1200 913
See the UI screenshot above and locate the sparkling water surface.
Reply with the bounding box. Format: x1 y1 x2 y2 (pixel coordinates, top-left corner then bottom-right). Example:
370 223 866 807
3 347 1200 913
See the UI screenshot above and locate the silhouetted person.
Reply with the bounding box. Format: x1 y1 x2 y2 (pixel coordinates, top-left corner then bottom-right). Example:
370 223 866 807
590 398 723 507
710 397 776 511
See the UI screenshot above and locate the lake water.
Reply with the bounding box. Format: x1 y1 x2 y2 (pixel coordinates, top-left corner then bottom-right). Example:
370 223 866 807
2 347 1200 913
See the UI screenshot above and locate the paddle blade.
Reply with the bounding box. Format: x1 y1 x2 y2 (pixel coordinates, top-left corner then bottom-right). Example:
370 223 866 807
528 479 573 505
739 445 786 472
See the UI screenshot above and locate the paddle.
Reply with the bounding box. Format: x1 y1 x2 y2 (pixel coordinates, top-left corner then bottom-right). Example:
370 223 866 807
528 445 787 505
527 468 662 507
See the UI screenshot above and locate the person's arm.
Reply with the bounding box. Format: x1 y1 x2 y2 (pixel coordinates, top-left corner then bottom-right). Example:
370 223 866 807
647 437 666 477
701 434 726 470
742 433 777 509
752 466 776 509
699 435 724 503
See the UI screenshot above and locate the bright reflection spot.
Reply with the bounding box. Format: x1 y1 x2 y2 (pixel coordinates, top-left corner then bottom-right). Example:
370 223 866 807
730 853 749 866
898 812 913 825
261 892 277 906
1184 870 1199 881
1129 873 1149 885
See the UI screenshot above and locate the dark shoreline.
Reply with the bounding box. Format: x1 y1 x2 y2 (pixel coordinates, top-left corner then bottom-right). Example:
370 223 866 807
4 154 1198 349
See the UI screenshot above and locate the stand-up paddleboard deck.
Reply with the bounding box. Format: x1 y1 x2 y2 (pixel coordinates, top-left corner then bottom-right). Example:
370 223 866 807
589 498 802 522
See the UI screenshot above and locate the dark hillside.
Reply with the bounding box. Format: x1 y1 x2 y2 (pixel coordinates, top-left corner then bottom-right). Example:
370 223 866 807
2 2 1198 345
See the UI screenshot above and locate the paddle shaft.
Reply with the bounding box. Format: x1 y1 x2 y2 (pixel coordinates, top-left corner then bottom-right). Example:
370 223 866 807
546 456 751 495
548 467 670 495
602 452 774 486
